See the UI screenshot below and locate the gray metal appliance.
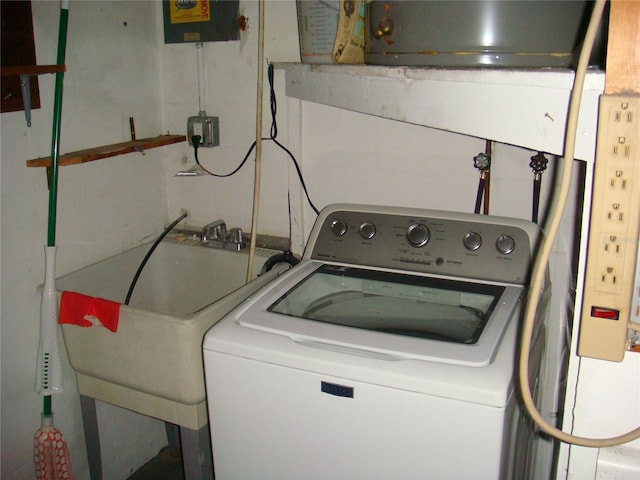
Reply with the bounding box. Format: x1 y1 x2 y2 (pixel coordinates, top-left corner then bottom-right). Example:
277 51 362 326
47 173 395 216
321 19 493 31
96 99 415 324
365 0 605 68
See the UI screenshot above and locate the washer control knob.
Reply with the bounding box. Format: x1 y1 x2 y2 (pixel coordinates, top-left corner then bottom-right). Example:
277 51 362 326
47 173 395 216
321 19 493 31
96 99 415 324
330 219 348 237
406 223 430 247
496 234 516 255
359 222 376 240
463 231 482 251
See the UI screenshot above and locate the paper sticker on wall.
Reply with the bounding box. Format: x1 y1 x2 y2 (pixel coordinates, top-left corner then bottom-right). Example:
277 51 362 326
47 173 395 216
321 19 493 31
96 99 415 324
163 0 239 44
170 0 210 24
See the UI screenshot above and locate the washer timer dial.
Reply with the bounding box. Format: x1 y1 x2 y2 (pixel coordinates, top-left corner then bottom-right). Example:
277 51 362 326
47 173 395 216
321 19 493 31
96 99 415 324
463 231 482 251
496 234 516 255
330 219 348 237
359 222 376 240
406 223 431 247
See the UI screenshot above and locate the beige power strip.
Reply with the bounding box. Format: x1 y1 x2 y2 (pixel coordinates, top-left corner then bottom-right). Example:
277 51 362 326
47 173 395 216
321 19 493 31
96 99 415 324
579 94 640 361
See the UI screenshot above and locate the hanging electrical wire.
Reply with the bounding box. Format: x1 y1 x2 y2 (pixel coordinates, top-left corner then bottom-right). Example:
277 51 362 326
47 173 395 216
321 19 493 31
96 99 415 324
196 42 205 114
265 62 319 215
186 64 319 215
191 134 250 178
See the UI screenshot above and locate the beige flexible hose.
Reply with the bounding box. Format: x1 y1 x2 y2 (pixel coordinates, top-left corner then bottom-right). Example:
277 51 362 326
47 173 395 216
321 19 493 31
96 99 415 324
246 0 266 282
518 0 640 448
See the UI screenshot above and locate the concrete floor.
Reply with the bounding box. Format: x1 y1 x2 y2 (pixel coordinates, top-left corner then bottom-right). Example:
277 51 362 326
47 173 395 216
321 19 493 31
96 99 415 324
127 448 184 480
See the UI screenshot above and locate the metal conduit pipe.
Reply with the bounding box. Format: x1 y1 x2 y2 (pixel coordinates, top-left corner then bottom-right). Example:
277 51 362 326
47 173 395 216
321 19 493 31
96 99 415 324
246 0 266 283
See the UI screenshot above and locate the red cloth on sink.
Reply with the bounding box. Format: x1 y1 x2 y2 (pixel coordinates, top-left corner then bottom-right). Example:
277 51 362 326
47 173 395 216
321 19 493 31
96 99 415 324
59 291 121 332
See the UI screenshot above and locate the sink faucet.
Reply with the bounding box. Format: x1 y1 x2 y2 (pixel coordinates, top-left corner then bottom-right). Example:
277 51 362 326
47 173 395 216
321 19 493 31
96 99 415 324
201 220 246 250
202 220 227 243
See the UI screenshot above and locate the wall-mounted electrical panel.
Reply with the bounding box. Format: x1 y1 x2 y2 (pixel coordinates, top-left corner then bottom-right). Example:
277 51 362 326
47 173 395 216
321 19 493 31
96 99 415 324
163 0 239 44
579 94 640 361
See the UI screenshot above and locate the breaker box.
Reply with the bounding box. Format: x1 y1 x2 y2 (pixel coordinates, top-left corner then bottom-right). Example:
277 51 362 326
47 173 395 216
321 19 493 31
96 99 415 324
163 0 239 44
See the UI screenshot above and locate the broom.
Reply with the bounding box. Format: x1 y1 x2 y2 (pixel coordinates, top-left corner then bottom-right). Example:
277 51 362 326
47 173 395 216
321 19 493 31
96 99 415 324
34 2 74 479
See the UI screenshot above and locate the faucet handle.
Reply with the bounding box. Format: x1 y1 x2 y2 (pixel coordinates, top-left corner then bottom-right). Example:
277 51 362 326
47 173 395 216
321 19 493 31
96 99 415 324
213 223 227 240
229 227 243 244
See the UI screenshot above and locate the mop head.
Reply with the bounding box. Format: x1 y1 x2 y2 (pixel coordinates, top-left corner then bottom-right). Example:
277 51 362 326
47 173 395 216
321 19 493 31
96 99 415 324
34 415 74 480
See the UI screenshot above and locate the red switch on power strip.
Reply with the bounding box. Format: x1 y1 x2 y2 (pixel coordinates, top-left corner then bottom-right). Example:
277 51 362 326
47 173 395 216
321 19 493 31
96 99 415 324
590 306 620 320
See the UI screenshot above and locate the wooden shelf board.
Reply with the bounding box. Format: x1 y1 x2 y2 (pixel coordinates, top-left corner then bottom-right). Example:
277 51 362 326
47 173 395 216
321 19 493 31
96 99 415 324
1 65 66 77
26 134 186 168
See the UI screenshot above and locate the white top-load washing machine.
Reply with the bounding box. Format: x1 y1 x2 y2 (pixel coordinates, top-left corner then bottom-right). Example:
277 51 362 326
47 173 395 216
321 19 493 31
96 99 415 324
203 204 550 480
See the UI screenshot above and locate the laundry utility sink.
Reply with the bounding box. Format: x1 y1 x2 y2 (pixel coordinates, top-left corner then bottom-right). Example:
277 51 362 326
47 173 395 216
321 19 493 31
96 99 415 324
57 234 287 429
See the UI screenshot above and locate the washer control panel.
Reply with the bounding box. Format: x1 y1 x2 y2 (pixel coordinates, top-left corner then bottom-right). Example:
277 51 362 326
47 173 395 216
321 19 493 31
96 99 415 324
308 205 542 285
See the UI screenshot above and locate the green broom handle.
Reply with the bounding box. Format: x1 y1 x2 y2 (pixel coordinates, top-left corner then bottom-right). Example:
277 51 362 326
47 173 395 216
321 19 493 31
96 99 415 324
44 1 69 418
47 4 69 247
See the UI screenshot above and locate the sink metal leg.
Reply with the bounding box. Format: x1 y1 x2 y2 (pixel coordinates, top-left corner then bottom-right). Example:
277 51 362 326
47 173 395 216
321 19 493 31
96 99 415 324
79 395 211 479
180 424 214 480
80 395 103 480
165 421 181 451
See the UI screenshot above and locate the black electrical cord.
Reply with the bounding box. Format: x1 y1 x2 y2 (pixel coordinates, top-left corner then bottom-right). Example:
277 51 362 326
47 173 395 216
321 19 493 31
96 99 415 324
258 189 302 275
124 211 188 305
193 133 255 178
266 63 319 214
190 63 319 215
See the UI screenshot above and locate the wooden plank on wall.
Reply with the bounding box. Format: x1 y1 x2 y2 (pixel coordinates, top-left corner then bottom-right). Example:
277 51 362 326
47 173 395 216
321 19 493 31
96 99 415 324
605 0 640 94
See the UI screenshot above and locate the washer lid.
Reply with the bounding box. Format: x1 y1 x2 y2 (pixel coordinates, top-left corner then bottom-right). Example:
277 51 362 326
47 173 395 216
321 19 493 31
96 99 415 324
237 261 524 367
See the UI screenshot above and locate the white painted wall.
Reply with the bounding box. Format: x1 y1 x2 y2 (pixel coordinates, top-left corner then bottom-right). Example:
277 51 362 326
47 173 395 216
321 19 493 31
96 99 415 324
2 1 638 479
161 2 640 479
161 3 586 480
162 0 301 236
1 2 171 479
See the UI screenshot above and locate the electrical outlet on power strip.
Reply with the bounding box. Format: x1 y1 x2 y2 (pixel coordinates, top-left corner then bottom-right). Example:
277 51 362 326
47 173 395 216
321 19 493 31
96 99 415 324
595 233 624 290
579 94 640 361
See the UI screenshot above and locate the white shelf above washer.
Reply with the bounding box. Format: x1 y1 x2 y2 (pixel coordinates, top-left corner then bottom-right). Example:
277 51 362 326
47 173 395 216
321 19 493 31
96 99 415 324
274 63 605 162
